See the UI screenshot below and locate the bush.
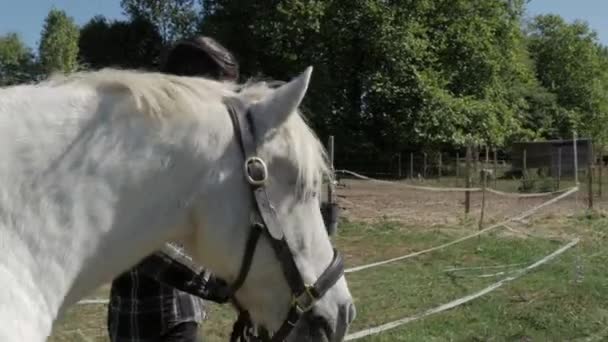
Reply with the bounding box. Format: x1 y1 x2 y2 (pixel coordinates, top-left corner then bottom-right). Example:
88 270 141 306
518 178 536 193
537 175 555 192
517 172 555 193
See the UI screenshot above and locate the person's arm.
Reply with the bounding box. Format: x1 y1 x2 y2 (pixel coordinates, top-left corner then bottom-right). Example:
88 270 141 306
133 246 230 303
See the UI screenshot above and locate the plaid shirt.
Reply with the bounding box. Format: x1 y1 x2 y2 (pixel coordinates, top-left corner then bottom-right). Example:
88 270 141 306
108 243 210 341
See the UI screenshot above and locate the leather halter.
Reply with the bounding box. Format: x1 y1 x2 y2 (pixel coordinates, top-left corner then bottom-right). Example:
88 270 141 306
223 97 345 341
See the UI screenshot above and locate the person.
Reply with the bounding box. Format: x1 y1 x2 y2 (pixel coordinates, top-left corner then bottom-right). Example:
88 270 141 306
107 36 240 342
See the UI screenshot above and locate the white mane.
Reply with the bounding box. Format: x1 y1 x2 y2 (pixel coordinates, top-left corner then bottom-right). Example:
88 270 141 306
43 68 331 196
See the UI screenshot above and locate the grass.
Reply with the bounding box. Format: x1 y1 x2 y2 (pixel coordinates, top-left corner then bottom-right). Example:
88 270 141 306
49 214 608 341
337 217 607 341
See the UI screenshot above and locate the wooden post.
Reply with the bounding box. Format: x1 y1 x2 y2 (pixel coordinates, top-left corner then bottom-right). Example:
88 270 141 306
557 146 562 190
438 152 442 182
410 152 414 180
423 152 427 180
588 140 594 210
484 145 489 163
599 147 603 198
456 152 460 178
465 145 472 215
485 145 489 180
473 145 478 184
327 136 335 204
479 165 487 230
550 147 554 189
397 153 402 179
523 149 528 179
493 147 498 188
573 132 579 185
476 145 489 230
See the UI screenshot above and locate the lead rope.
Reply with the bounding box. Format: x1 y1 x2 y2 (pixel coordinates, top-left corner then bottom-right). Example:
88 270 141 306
230 311 271 342
230 311 253 342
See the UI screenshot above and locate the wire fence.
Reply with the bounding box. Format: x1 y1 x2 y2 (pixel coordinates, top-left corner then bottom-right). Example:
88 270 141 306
330 136 607 212
335 151 589 189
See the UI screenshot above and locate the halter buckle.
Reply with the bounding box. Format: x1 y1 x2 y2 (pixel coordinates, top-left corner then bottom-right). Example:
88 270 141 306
292 285 317 314
244 156 268 186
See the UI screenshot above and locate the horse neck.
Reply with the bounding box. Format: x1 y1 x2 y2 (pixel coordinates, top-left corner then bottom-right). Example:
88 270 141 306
0 83 217 341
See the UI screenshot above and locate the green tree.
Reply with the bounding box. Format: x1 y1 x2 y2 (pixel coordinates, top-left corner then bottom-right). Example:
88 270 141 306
38 8 80 74
200 0 528 153
0 33 39 86
121 0 198 44
0 33 30 66
527 14 608 143
78 15 163 69
199 0 608 159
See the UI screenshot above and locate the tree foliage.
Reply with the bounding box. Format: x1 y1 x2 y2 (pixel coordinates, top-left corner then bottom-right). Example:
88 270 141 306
8 0 608 155
527 14 608 144
200 0 534 152
121 0 198 44
38 8 80 74
195 0 608 155
0 33 39 86
78 15 163 70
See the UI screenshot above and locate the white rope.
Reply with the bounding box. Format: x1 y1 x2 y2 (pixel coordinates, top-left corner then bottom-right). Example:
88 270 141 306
337 169 574 197
485 187 572 198
443 262 527 273
77 299 108 305
345 186 578 273
475 270 520 278
337 169 482 192
345 237 580 340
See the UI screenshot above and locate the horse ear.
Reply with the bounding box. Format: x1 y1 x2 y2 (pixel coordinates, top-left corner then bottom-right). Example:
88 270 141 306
250 66 312 132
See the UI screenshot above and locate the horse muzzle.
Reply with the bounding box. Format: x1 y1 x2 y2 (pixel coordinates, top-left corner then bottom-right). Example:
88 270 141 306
287 301 356 342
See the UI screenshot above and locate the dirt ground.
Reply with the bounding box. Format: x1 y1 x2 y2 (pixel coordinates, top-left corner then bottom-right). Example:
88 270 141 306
333 178 593 227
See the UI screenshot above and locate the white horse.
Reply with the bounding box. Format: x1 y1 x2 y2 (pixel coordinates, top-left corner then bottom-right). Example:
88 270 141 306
0 66 355 341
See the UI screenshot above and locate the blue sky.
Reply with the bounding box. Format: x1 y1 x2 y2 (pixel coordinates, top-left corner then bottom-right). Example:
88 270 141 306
0 0 126 50
0 0 607 51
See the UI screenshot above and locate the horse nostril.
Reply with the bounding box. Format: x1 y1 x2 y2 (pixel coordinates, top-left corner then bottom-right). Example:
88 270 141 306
347 303 356 325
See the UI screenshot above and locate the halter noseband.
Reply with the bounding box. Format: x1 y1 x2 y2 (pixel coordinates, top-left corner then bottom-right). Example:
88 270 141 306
223 97 345 342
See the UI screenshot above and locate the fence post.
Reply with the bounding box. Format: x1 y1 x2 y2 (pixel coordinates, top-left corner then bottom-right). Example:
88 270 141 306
493 147 498 188
327 136 335 204
473 145 478 184
557 146 562 190
397 153 402 179
456 152 460 178
410 152 414 180
573 131 579 185
423 152 427 180
465 145 472 215
599 146 603 198
485 145 489 178
479 165 487 230
588 139 594 210
438 152 442 182
523 149 528 180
